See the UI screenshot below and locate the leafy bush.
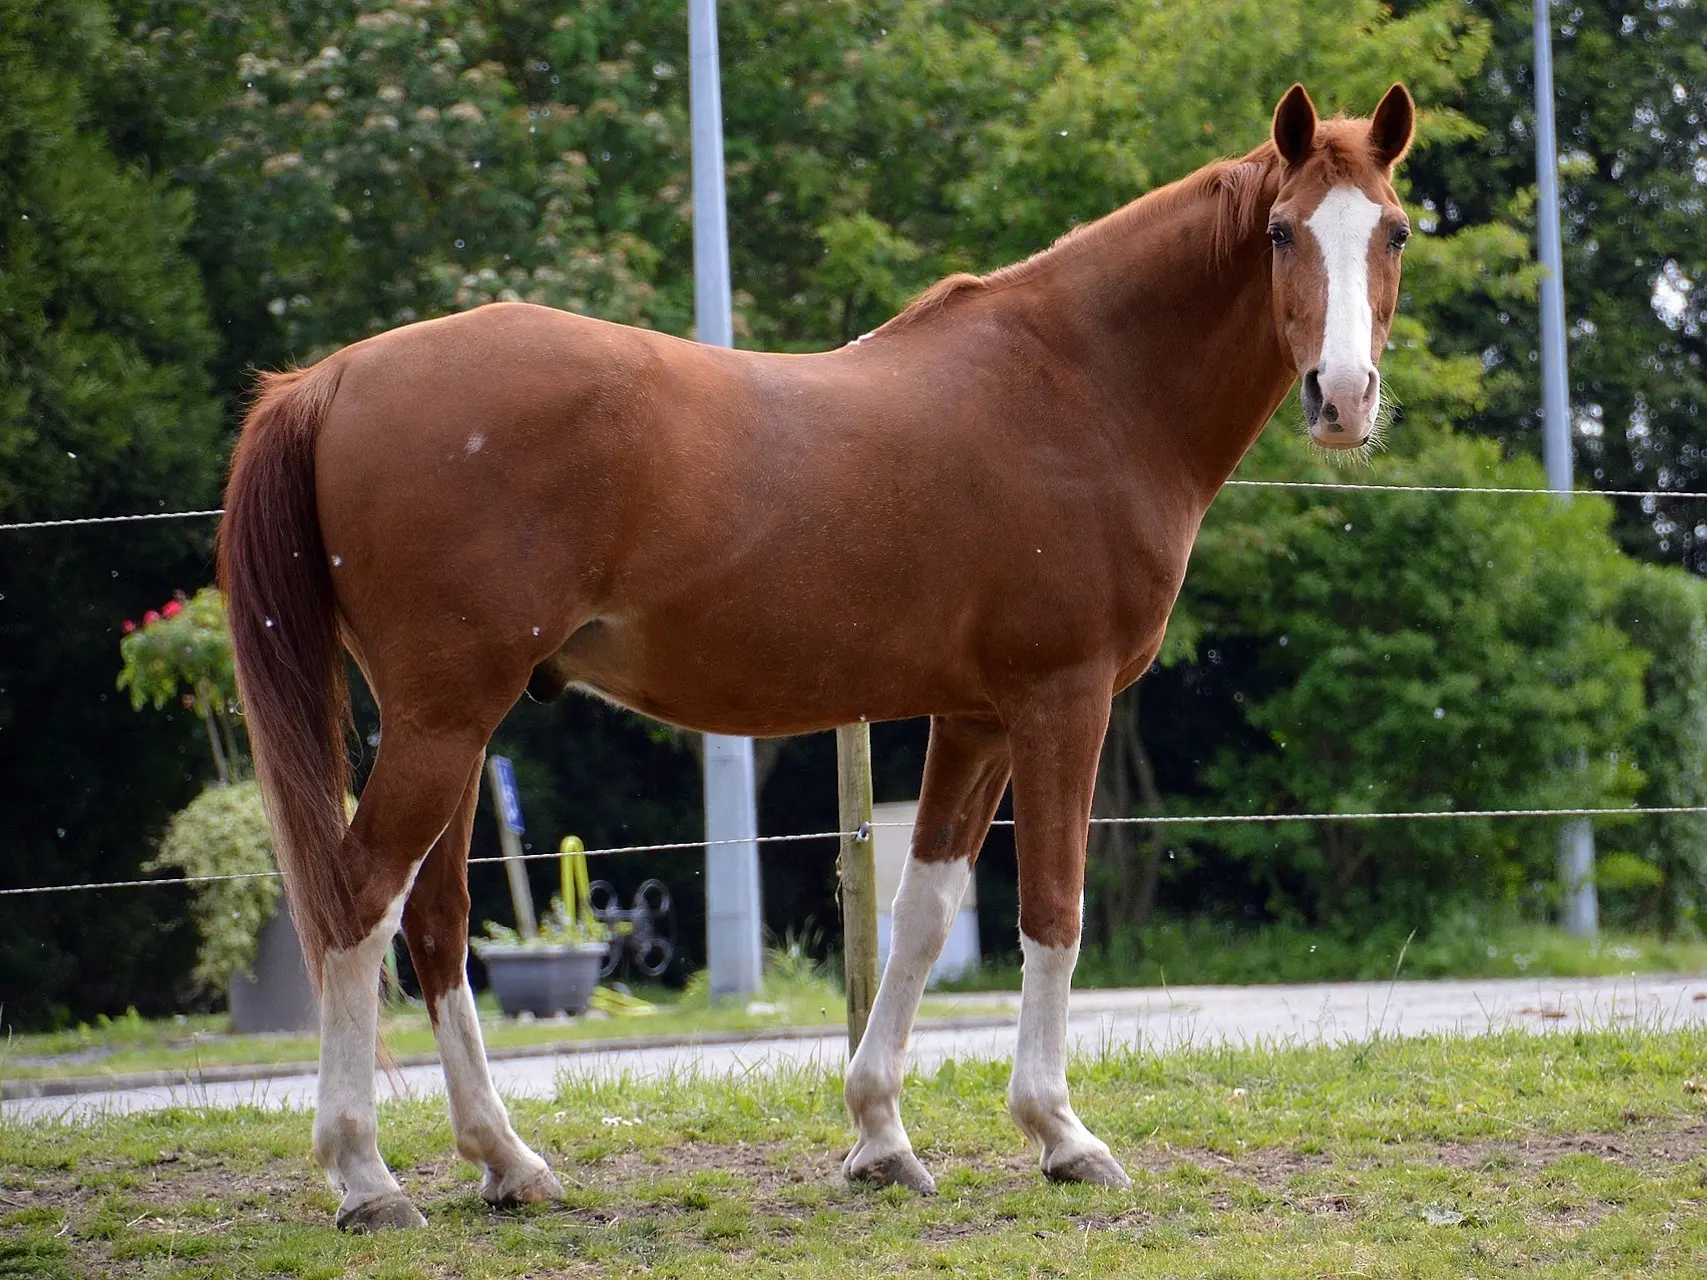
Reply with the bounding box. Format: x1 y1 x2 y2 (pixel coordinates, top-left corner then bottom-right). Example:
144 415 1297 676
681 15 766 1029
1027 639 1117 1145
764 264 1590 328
144 782 278 989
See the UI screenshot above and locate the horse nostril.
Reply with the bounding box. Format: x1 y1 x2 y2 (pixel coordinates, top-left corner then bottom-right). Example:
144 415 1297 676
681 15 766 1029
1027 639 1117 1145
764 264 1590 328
1364 370 1379 407
1302 368 1323 421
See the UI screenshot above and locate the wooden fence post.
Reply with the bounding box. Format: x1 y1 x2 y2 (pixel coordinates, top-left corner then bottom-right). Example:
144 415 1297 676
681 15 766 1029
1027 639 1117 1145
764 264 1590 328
836 722 879 1054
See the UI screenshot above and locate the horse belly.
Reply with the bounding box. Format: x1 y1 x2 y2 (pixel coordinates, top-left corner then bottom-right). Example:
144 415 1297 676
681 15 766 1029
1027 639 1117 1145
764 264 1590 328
542 587 990 737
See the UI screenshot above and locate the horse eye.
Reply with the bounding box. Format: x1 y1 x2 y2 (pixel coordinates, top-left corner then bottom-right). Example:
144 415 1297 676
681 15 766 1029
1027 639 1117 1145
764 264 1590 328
1268 224 1292 248
1390 225 1411 250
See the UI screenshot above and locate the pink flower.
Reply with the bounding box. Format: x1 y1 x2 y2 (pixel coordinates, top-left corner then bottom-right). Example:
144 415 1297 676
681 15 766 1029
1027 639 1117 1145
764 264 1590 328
121 619 137 634
143 610 161 626
162 600 183 618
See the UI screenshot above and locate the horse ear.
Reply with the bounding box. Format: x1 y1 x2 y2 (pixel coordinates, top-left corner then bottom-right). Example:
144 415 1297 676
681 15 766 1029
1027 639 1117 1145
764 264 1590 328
1369 83 1415 170
1272 83 1317 166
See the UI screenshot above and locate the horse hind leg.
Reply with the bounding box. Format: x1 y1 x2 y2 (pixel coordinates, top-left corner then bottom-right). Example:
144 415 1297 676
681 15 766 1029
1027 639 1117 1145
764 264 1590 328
311 721 492 1231
1004 682 1131 1189
401 754 563 1208
843 715 1009 1194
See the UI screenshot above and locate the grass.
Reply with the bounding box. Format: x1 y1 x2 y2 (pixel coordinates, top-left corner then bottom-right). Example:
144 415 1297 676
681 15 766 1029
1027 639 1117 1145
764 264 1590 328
4 1026 1707 1276
941 918 1707 993
1 974 999 1085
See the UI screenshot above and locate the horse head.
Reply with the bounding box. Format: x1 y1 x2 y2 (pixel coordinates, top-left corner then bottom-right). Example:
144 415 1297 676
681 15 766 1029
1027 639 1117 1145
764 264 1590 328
1265 83 1415 450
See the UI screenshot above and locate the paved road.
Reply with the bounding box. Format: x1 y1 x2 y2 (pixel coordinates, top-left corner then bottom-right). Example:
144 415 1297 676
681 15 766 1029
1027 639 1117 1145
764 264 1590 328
9 974 1704 1124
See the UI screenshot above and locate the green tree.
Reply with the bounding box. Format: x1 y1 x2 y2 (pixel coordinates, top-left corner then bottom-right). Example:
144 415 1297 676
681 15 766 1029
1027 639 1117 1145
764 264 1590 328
1397 0 1707 567
104 0 693 384
1176 433 1647 928
0 0 226 1026
1610 563 1707 931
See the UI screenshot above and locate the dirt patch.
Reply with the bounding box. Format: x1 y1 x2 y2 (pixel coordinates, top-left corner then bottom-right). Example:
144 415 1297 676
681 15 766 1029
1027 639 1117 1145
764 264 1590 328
1121 1139 1336 1186
1422 1122 1707 1176
15 1155 315 1222
1063 1205 1154 1233
1104 1121 1707 1194
584 1138 810 1188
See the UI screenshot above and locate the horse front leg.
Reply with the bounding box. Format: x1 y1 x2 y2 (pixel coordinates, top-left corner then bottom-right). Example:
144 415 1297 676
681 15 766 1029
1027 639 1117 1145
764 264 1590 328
401 755 562 1208
843 715 1009 1193
1004 680 1132 1188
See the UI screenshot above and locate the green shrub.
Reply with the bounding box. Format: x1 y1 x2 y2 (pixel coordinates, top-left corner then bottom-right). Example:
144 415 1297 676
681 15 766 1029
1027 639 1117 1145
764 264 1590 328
145 782 278 989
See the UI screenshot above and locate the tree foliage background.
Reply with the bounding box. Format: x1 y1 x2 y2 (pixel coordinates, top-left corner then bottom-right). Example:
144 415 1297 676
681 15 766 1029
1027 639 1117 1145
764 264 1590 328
3 0 1705 1025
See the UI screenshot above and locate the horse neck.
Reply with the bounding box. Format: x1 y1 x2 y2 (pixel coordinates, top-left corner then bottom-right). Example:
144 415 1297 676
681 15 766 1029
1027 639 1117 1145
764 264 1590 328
1014 181 1295 505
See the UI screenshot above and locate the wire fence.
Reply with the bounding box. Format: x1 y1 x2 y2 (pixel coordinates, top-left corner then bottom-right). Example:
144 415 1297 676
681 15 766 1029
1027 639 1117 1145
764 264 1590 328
0 509 225 532
8 476 1707 533
0 829 855 897
1220 479 1707 500
9 805 1707 898
5 472 1704 896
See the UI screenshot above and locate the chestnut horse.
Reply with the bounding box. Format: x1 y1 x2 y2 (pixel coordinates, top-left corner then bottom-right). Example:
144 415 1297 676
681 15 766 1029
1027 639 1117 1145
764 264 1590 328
220 83 1414 1228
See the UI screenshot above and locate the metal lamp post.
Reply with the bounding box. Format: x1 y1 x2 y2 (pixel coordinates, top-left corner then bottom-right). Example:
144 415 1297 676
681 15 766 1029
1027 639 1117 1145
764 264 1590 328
1533 0 1598 937
690 0 765 995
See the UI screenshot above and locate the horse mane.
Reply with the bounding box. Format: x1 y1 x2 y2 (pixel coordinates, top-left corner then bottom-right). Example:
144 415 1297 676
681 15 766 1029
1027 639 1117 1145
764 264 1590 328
870 120 1375 338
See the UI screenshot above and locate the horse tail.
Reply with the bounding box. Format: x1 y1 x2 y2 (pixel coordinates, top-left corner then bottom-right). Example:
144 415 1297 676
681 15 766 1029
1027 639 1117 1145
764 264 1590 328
218 363 349 991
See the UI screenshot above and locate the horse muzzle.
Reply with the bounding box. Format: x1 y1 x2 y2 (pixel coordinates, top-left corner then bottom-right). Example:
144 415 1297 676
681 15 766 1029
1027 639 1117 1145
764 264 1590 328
1303 365 1379 449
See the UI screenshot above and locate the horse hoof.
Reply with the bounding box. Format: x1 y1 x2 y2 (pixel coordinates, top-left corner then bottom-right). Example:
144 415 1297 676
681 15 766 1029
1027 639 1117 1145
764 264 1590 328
482 1163 564 1208
1043 1147 1132 1189
846 1150 938 1195
336 1192 427 1232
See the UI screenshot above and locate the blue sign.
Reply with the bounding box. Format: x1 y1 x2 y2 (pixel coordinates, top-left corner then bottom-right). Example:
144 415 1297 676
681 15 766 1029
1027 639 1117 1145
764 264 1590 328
492 755 525 834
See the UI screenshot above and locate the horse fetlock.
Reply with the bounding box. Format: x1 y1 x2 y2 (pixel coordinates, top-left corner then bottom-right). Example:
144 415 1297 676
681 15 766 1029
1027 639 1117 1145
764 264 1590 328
1006 1087 1076 1146
313 1113 376 1180
452 1114 518 1167
843 1060 901 1123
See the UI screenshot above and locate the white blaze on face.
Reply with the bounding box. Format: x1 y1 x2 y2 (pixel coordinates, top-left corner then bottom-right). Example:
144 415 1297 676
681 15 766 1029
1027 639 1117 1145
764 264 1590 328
1305 185 1383 389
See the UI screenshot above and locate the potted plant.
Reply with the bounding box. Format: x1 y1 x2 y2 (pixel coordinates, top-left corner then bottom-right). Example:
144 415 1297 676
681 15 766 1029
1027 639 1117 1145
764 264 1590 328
473 894 610 1018
119 588 317 1032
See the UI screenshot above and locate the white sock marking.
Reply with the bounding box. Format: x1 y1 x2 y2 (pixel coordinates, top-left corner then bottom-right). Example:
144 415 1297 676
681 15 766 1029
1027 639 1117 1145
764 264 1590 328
312 860 422 1203
844 857 971 1163
1008 933 1112 1169
434 976 546 1185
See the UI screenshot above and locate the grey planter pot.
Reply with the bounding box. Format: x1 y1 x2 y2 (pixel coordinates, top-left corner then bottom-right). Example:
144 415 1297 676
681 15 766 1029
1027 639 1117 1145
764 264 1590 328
229 904 319 1034
478 942 608 1017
